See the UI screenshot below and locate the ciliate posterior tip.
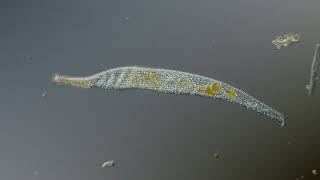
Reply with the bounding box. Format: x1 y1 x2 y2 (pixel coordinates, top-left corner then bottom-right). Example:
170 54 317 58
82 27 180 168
280 115 287 128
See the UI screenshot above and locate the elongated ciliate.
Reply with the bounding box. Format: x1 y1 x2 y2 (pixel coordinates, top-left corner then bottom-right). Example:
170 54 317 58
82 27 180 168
306 43 320 95
52 66 286 127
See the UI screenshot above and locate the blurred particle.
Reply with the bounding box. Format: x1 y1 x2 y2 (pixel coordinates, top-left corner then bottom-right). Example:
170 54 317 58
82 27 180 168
287 141 291 145
33 171 39 175
312 169 317 175
211 40 217 48
300 175 304 179
124 16 130 21
41 91 47 97
101 160 115 168
210 149 223 160
213 152 220 159
26 55 33 64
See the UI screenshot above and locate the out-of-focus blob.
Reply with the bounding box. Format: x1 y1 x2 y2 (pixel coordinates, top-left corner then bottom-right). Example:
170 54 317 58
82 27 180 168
312 169 317 175
52 66 286 127
306 43 320 95
272 33 301 49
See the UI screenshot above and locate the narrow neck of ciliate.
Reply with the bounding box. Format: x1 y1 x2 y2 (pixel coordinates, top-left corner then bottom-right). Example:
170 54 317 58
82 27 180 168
54 75 92 89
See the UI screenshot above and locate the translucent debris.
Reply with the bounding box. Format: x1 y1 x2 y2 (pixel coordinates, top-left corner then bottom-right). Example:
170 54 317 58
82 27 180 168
53 66 286 127
312 169 317 175
101 160 115 168
41 91 47 97
306 43 320 95
213 152 220 159
272 33 301 49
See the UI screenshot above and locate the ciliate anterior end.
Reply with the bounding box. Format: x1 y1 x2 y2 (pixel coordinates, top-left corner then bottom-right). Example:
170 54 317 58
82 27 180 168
52 74 92 88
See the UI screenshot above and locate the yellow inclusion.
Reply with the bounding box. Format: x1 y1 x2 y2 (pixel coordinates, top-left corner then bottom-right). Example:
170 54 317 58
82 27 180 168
141 71 161 88
202 82 220 95
292 34 300 42
225 88 237 98
143 71 157 81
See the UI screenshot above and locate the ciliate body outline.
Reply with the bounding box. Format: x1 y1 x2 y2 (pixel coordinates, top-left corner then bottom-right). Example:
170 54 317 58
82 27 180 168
306 43 320 95
53 66 286 127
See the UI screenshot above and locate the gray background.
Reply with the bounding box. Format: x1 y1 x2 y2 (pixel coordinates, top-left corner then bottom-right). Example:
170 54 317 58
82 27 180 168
0 0 319 179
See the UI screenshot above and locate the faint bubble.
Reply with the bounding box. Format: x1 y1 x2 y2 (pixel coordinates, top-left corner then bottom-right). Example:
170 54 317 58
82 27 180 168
101 160 115 168
33 171 39 175
211 40 217 48
26 55 33 64
312 169 317 175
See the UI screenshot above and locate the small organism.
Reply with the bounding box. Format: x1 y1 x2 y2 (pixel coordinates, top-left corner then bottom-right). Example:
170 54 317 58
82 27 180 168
41 91 47 97
312 169 317 175
52 66 286 127
306 43 320 95
272 33 301 49
101 160 115 168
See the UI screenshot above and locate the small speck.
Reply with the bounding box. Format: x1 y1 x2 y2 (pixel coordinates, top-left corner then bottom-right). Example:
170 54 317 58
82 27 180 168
101 160 115 168
312 169 317 175
33 171 39 175
41 91 47 97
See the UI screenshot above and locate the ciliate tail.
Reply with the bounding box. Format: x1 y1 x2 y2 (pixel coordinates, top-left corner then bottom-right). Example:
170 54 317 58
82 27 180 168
52 74 92 89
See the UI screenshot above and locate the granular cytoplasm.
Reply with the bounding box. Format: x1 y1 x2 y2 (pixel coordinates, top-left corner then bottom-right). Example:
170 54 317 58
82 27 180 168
272 33 301 49
53 66 286 127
